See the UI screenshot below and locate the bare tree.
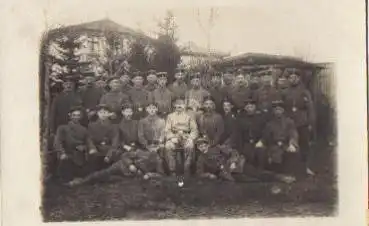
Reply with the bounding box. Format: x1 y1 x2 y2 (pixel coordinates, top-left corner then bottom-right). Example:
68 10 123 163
195 8 219 53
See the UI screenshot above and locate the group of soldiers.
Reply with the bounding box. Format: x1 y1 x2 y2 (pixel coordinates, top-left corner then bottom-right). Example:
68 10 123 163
48 66 315 187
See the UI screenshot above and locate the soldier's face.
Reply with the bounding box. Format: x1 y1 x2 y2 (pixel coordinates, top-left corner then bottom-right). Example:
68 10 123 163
203 100 215 111
85 77 95 85
132 76 144 86
158 77 167 86
223 102 233 113
198 143 209 153
250 76 260 85
146 105 158 115
147 74 157 84
69 110 82 122
277 78 288 88
245 104 256 113
175 73 184 81
63 81 74 91
122 108 133 119
174 101 186 112
211 76 221 86
97 109 111 120
289 74 300 85
235 75 246 86
120 75 130 84
223 74 234 84
95 80 106 88
273 107 284 117
191 78 201 87
109 79 121 91
261 75 272 86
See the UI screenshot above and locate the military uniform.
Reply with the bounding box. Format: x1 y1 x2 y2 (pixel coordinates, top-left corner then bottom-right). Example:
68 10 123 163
121 83 132 95
262 102 301 176
138 115 166 148
144 83 158 92
148 87 173 117
165 111 198 175
185 87 210 111
88 119 118 171
284 82 315 165
128 87 150 119
254 85 279 121
168 81 188 100
209 72 225 113
197 111 224 147
230 84 250 112
100 91 130 115
220 111 237 146
54 121 92 181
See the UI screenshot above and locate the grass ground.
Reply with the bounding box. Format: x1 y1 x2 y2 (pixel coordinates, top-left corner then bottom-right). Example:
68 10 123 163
42 141 337 221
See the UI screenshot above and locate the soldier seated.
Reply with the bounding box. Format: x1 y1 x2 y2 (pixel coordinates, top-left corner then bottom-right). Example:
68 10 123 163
53 106 92 182
195 136 237 181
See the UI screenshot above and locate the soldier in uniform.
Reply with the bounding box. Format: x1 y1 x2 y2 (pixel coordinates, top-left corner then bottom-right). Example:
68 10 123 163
50 75 83 134
248 73 261 101
284 70 316 175
219 98 238 146
185 72 210 119
230 72 250 112
195 136 237 181
168 68 188 100
236 99 267 168
53 106 93 182
128 71 150 120
144 69 158 92
254 70 279 121
220 70 235 100
208 71 225 113
261 100 302 179
100 76 131 123
95 77 108 93
165 98 198 176
87 104 119 172
119 72 132 95
80 73 104 123
275 75 289 101
148 72 173 118
236 68 251 85
197 97 224 147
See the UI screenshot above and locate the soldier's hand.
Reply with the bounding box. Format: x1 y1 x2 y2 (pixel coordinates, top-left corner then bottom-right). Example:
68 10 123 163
287 144 297 153
104 156 110 163
230 162 237 170
87 110 96 118
171 137 179 144
67 178 83 187
255 140 264 148
59 153 68 160
76 145 86 152
123 145 132 151
208 173 217 180
89 149 98 155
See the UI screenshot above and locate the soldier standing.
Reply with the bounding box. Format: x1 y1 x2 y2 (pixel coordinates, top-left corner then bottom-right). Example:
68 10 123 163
144 69 158 92
254 71 279 121
100 76 131 123
165 98 198 177
208 71 225 113
80 73 104 123
168 68 188 100
248 73 261 101
284 70 316 175
197 97 224 147
128 71 150 119
230 72 250 112
220 70 235 100
148 72 173 118
50 75 82 134
119 72 132 95
185 72 210 118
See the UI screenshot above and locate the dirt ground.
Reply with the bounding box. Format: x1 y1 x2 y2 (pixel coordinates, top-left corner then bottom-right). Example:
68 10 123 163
42 142 337 221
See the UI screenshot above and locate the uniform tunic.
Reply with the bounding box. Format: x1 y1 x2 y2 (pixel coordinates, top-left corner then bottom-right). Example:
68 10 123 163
128 87 150 111
138 115 166 148
121 83 132 95
230 85 250 111
254 86 280 113
185 88 210 110
144 83 158 92
168 81 188 100
196 146 239 175
220 112 237 146
148 87 173 115
50 91 82 133
113 118 139 148
99 91 130 113
197 112 224 146
220 83 234 100
80 85 104 111
165 111 198 141
209 85 225 113
88 120 118 156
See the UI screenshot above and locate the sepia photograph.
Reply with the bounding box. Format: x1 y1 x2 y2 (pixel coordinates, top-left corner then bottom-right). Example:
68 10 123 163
37 5 340 222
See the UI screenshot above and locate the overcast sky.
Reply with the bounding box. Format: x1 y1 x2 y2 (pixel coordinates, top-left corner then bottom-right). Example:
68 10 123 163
35 1 355 63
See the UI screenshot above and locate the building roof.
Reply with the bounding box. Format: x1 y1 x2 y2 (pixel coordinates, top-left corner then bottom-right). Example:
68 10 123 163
212 52 321 70
46 19 157 44
180 41 230 58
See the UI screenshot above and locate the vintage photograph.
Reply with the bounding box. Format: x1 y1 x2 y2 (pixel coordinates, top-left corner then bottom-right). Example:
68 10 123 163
39 6 337 221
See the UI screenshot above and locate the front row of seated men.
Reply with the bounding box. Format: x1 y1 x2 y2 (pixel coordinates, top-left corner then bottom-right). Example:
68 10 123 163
54 95 301 187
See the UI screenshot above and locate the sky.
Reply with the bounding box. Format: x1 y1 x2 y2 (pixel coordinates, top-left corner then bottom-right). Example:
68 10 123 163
12 0 359 63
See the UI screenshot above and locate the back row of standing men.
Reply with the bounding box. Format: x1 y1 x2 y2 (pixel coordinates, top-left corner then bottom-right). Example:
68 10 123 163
49 67 315 183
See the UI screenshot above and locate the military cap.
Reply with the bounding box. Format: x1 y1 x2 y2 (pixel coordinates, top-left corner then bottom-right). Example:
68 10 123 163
147 69 157 75
121 103 133 110
190 72 201 80
68 106 84 114
285 68 302 77
213 71 222 77
95 104 112 112
244 98 257 106
147 140 160 146
271 100 285 109
146 102 159 108
173 97 186 105
236 68 244 74
203 96 216 103
107 76 121 84
63 75 79 83
157 72 168 78
222 97 235 105
132 71 144 78
175 66 186 73
196 135 210 145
